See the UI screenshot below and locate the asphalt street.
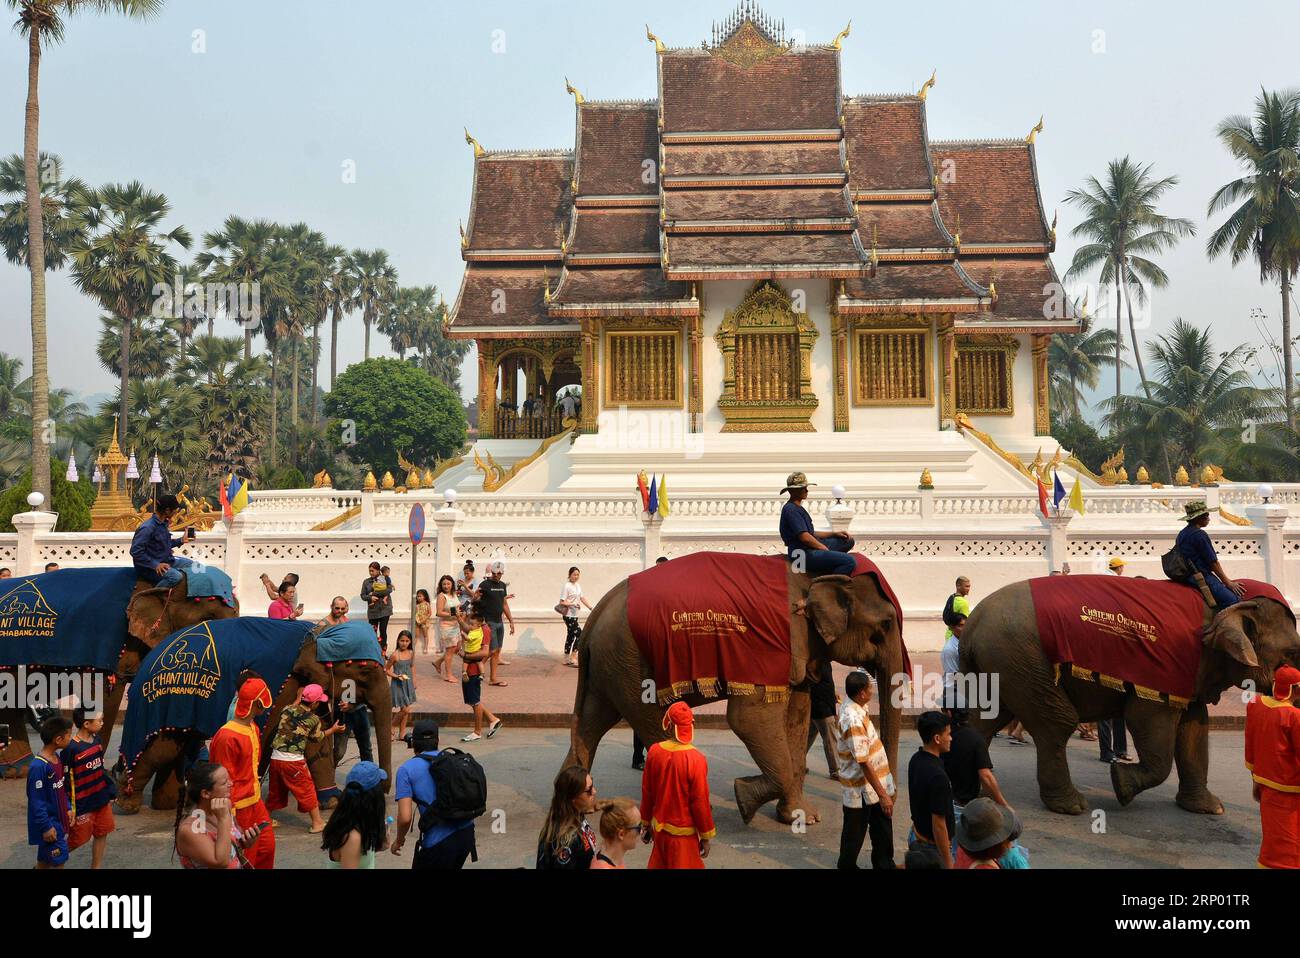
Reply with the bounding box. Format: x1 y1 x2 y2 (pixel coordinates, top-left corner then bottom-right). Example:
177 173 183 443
0 727 1263 869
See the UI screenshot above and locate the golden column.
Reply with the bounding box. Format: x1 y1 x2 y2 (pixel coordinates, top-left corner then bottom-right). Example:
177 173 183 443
938 319 956 423
580 318 600 434
831 309 850 432
688 315 702 432
1032 333 1051 435
476 341 497 439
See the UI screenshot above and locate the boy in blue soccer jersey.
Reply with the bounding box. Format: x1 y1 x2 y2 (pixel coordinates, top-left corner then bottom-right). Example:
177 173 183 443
27 716 73 869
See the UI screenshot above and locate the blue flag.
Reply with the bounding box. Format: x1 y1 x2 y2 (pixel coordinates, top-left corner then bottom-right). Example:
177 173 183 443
1053 471 1067 509
647 474 659 515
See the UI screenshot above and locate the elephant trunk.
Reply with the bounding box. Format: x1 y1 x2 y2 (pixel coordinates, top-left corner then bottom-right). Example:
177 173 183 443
375 709 392 792
875 641 905 779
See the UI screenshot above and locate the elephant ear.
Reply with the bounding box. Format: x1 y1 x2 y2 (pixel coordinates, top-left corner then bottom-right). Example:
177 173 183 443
1204 603 1261 669
806 575 854 647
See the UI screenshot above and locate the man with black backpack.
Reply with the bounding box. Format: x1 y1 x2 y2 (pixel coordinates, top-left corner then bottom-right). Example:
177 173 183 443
392 719 486 869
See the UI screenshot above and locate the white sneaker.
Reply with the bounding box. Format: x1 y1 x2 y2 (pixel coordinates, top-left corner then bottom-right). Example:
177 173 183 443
461 732 482 742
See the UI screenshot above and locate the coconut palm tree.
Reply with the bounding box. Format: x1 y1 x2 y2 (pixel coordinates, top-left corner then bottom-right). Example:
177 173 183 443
1104 319 1272 480
9 0 163 502
323 248 356 390
195 215 276 360
275 224 329 452
1048 310 1122 420
70 182 191 440
349 248 397 361
1065 157 1196 404
1207 88 1300 430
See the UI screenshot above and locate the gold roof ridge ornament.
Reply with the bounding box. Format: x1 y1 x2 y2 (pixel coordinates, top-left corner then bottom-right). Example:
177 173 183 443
953 212 962 249
464 128 485 158
646 24 665 53
565 77 585 106
831 19 851 51
1136 464 1150 484
542 268 553 304
1049 209 1058 245
1026 116 1044 144
919 69 937 101
870 224 879 268
459 220 468 250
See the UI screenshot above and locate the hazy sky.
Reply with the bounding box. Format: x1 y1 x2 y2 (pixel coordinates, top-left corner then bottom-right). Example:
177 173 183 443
2 0 1297 408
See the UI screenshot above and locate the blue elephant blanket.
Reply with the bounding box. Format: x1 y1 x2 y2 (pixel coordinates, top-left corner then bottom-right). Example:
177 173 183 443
120 618 313 771
315 620 384 664
0 568 137 673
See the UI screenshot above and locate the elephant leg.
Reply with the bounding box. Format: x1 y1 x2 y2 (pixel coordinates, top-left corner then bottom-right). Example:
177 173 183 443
1172 702 1222 814
150 756 185 811
0 705 34 777
732 691 818 825
115 734 183 816
728 695 808 826
1110 698 1177 807
1014 676 1088 815
566 687 624 772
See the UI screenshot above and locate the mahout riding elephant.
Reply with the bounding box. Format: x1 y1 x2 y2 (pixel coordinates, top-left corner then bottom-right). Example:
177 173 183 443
0 568 238 775
566 553 905 825
114 618 392 813
959 577 1300 815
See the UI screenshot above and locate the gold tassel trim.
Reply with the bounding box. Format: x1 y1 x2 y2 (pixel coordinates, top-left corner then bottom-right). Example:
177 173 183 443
654 678 789 705
1099 673 1126 692
1134 684 1162 703
1055 662 1189 710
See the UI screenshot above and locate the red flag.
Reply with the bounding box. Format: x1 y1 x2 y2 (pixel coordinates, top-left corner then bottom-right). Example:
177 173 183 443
219 473 232 522
636 470 650 512
1037 476 1050 518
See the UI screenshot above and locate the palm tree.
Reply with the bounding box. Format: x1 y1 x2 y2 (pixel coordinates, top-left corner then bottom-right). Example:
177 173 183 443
183 335 267 487
1104 319 1271 479
275 223 329 455
195 215 276 360
1207 88 1300 430
0 152 91 267
323 248 356 390
349 248 397 361
0 353 27 423
70 182 191 441
1065 157 1196 404
169 261 207 363
96 314 177 380
1048 310 1122 420
9 0 163 502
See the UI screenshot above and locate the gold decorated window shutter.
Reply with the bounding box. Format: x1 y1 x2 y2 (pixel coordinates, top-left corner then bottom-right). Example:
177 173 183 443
954 337 1017 415
853 327 932 405
604 330 681 406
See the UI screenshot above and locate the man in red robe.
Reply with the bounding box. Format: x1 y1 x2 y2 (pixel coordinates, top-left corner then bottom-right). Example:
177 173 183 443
209 677 276 869
640 701 716 869
1246 665 1300 869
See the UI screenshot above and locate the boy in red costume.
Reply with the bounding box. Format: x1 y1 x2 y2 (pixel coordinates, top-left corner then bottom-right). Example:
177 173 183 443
640 701 716 869
209 677 276 869
1245 664 1300 869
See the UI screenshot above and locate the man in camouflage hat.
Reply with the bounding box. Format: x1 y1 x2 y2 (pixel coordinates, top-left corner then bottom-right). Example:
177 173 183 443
1175 500 1245 609
779 471 856 577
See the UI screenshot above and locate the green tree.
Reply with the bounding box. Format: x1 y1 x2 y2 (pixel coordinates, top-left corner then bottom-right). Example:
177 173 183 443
349 248 397 361
96 313 177 379
70 181 191 444
324 358 466 469
183 335 267 489
195 215 275 360
8 0 163 503
1207 88 1300 430
323 248 356 391
1049 411 1109 476
1048 309 1122 420
0 459 91 531
1065 157 1196 406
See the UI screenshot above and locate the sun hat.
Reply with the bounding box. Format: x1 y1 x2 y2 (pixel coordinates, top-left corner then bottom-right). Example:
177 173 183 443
780 471 816 495
1182 501 1210 522
955 797 1021 854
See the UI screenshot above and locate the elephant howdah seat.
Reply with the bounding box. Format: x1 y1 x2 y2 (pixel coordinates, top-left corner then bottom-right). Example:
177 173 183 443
627 551 907 705
1029 575 1290 707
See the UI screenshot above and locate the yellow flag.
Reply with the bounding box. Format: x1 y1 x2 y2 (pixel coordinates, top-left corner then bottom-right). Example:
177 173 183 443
1068 476 1084 514
657 474 670 517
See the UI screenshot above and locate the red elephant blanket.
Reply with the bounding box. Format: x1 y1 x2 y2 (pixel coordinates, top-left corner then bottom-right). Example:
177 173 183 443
626 552 907 705
1029 575 1287 707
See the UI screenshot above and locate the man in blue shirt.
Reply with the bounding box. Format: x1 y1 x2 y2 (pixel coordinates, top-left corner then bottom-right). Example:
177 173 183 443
391 720 476 869
129 493 196 587
1175 500 1244 609
779 471 856 576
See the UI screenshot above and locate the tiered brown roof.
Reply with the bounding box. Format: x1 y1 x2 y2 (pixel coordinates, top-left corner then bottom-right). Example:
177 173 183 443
447 4 1079 338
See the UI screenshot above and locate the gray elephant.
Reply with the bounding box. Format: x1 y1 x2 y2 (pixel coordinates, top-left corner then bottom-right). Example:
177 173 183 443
566 554 906 825
959 577 1300 815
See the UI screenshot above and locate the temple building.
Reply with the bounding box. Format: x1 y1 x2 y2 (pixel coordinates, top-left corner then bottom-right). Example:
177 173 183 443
447 2 1081 495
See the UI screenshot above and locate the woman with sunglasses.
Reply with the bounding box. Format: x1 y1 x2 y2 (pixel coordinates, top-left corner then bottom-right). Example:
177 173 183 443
536 765 599 869
590 798 643 869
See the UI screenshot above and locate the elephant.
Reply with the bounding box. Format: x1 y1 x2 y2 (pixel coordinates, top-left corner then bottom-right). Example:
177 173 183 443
0 571 238 776
959 578 1300 816
114 624 392 814
566 556 905 826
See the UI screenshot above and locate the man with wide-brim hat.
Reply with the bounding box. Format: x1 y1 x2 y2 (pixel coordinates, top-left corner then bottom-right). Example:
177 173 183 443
1246 665 1300 868
954 797 1022 869
779 471 856 577
1174 500 1245 609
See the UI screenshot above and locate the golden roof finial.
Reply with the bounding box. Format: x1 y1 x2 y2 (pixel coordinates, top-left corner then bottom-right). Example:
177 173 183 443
831 20 852 51
363 471 377 492
933 172 940 192
1050 209 1058 245
988 260 1000 300
464 128 485 158
646 24 665 53
1201 464 1218 486
919 69 937 101
459 220 468 250
381 470 396 490
565 77 585 106
1026 115 1044 144
953 212 962 249
662 240 671 268
542 269 553 304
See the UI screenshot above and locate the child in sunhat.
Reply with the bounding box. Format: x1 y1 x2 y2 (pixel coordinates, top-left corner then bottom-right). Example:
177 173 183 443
1246 664 1300 868
955 797 1023 869
639 701 716 869
268 684 344 833
209 677 277 869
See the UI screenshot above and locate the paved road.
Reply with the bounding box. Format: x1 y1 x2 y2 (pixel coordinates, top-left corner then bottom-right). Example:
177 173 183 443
0 728 1261 869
